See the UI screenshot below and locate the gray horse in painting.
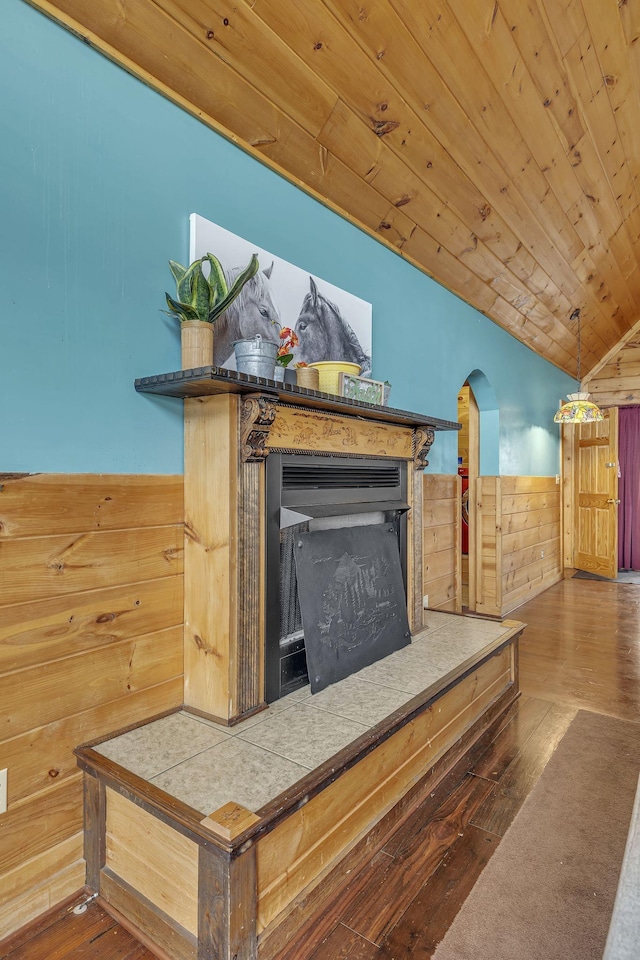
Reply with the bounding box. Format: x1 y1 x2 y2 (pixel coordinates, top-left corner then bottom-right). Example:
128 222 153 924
213 261 281 366
294 277 371 376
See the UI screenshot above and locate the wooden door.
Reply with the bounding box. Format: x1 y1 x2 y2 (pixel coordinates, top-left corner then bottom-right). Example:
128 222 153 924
575 408 619 578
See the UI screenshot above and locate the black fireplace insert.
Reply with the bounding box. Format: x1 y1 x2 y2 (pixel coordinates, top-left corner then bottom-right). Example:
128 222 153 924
264 453 410 702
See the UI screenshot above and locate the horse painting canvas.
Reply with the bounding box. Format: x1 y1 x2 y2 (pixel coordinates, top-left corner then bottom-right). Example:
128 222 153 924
295 278 371 376
190 213 372 374
212 263 281 367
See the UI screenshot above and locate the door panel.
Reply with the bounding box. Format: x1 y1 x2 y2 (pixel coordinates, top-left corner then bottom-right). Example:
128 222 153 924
575 409 619 578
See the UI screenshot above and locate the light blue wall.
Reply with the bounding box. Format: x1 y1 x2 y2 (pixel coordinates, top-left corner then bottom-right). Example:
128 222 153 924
1 2 576 475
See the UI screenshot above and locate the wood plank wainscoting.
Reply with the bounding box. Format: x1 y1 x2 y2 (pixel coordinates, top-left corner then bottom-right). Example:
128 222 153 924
422 475 561 619
0 474 184 938
422 474 462 613
475 476 563 617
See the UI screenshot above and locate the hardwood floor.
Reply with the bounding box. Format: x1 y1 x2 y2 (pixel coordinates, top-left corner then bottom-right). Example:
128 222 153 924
519 575 640 722
0 891 158 960
3 577 639 960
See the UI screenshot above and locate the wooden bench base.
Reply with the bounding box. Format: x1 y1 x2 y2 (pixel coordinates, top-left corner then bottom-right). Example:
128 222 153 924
77 626 522 960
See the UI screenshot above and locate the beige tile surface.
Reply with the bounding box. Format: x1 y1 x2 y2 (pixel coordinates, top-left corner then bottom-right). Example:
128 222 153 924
150 737 309 814
95 615 514 814
238 702 369 769
296 675 410 726
94 712 231 780
188 687 311 738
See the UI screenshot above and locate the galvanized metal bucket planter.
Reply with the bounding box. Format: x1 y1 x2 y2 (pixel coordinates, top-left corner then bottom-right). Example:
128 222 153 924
233 335 278 379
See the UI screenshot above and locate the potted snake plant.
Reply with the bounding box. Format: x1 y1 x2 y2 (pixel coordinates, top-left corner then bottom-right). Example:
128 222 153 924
164 252 259 369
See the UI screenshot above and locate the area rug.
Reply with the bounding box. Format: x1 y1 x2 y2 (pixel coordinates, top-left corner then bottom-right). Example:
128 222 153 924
433 710 640 960
573 569 640 584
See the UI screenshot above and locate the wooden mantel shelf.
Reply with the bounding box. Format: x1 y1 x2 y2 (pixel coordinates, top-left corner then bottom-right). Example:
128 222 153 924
134 365 460 432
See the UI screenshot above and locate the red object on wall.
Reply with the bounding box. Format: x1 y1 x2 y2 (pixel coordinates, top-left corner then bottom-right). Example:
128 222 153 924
458 467 469 554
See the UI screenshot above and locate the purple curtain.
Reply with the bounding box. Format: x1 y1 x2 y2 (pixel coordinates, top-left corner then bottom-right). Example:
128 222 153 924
618 406 640 571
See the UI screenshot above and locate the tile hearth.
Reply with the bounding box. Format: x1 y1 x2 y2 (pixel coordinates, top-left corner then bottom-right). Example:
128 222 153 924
95 611 511 816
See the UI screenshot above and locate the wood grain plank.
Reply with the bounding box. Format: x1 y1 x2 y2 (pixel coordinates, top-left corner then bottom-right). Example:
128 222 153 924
500 505 561 534
500 476 560 495
99 872 197 960
0 899 116 960
0 474 183 538
0 576 183 674
423 572 459 609
405 0 623 353
184 394 238 719
422 475 459 502
501 538 560 575
250 0 581 366
326 0 599 359
2 680 182 806
501 521 560 555
307 924 378 960
0 834 83 909
470 702 577 836
501 490 560 514
502 552 563 594
342 773 494 943
377 824 500 958
469 697 554 782
1 626 183 739
0 526 183 605
106 788 199 935
85 773 106 893
422 522 457 554
199 842 257 960
152 0 338 136
0 775 83 876
422 548 456 582
422 499 457 527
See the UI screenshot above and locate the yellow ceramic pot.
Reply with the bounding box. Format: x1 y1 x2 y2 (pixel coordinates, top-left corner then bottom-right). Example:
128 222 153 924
309 361 361 395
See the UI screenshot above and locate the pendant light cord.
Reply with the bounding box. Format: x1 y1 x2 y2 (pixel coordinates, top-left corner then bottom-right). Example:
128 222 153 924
571 307 582 384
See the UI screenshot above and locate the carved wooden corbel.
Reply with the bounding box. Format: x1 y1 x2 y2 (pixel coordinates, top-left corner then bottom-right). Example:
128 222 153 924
412 427 435 470
240 394 279 462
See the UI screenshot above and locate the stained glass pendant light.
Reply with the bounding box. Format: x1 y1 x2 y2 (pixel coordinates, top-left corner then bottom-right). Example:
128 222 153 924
553 309 604 424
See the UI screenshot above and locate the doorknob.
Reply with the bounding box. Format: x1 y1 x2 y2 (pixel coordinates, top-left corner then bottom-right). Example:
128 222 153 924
607 498 621 504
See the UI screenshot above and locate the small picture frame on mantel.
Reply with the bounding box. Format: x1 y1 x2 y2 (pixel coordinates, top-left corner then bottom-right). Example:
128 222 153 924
339 372 386 406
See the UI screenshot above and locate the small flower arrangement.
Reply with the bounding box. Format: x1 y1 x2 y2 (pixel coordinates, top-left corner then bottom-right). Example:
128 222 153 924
276 327 299 367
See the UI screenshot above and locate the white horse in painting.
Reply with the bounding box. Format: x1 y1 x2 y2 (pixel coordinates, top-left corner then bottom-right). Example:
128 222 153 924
213 262 281 367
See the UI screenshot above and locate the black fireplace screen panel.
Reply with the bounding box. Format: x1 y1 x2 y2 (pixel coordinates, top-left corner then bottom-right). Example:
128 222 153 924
293 522 411 694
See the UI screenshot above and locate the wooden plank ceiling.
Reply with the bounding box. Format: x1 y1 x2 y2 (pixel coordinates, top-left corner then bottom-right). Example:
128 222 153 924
35 0 640 377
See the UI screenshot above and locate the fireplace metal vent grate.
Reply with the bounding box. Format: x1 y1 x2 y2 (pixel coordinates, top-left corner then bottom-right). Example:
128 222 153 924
282 462 401 490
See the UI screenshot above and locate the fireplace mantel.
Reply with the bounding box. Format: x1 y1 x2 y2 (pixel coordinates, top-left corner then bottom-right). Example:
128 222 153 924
135 365 459 431
136 366 460 725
